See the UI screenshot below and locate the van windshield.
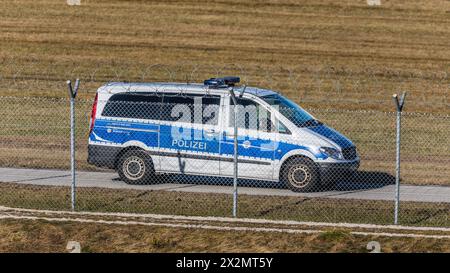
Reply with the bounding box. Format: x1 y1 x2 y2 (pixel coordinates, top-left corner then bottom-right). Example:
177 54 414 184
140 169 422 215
260 94 322 128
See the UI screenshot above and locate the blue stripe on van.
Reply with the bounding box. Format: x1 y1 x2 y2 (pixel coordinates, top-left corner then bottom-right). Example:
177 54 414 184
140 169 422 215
90 119 322 161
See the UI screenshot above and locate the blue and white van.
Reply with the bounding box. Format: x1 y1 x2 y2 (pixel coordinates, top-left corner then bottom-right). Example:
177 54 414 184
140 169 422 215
87 77 359 192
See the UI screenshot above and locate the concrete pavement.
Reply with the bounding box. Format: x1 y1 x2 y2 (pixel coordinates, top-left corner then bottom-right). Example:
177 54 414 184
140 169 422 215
0 167 449 203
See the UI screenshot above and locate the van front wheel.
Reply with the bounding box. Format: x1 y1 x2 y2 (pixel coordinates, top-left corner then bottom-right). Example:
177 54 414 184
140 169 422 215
282 158 320 192
117 150 155 185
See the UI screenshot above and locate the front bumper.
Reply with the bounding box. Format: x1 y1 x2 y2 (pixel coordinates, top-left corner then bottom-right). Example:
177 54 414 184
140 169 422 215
318 160 360 180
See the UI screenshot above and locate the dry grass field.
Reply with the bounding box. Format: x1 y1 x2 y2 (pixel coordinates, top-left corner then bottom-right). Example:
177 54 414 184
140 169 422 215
0 0 448 113
0 217 449 253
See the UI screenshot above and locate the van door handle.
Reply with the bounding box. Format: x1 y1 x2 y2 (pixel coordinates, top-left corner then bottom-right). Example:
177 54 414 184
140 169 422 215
205 129 218 136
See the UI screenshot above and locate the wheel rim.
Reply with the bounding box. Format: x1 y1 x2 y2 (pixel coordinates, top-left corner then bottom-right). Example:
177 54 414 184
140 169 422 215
288 165 311 188
123 156 146 181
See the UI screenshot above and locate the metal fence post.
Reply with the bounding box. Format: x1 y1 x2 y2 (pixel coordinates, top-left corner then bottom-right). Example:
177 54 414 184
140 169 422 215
392 92 406 225
229 87 239 217
67 79 80 211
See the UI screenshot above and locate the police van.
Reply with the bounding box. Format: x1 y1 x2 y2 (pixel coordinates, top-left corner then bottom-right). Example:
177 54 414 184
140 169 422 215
87 77 359 192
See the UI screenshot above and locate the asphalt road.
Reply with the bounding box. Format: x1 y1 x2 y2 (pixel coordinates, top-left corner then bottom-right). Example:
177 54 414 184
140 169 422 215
0 167 449 203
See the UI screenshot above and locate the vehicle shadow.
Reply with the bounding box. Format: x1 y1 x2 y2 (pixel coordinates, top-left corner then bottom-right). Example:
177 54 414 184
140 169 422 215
155 170 395 192
332 171 395 192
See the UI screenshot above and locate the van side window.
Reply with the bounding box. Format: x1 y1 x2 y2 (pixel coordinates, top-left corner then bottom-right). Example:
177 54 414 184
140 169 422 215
201 97 221 125
102 93 162 120
229 98 273 132
161 95 221 125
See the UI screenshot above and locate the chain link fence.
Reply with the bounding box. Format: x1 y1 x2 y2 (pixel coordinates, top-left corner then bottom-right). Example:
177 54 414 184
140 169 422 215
0 65 448 228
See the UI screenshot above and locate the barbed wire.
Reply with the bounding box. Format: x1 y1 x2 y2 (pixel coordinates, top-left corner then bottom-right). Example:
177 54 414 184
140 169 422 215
0 59 448 110
0 95 449 120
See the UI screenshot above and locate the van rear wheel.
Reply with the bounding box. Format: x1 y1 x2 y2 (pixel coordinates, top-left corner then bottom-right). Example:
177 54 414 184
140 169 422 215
117 150 155 185
282 158 320 192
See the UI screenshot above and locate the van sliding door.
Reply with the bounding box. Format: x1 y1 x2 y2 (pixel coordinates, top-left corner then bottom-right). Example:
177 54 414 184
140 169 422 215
158 94 221 176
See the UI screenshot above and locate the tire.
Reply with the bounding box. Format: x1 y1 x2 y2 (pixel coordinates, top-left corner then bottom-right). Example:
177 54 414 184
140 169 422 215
281 158 320 192
117 150 155 185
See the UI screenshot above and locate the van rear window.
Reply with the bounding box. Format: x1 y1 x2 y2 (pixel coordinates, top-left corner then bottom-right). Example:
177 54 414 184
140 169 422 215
102 93 162 120
102 93 220 125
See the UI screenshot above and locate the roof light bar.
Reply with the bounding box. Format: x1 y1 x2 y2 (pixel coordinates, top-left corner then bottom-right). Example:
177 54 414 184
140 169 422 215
204 76 240 88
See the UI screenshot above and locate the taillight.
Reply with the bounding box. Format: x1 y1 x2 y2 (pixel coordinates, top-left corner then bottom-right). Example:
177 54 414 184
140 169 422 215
89 93 98 134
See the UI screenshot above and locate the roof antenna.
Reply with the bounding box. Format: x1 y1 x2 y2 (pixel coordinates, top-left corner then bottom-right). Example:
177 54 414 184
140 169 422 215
238 85 247 98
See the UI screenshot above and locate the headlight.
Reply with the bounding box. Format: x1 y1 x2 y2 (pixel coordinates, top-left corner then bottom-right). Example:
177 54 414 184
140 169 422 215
320 147 344 160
